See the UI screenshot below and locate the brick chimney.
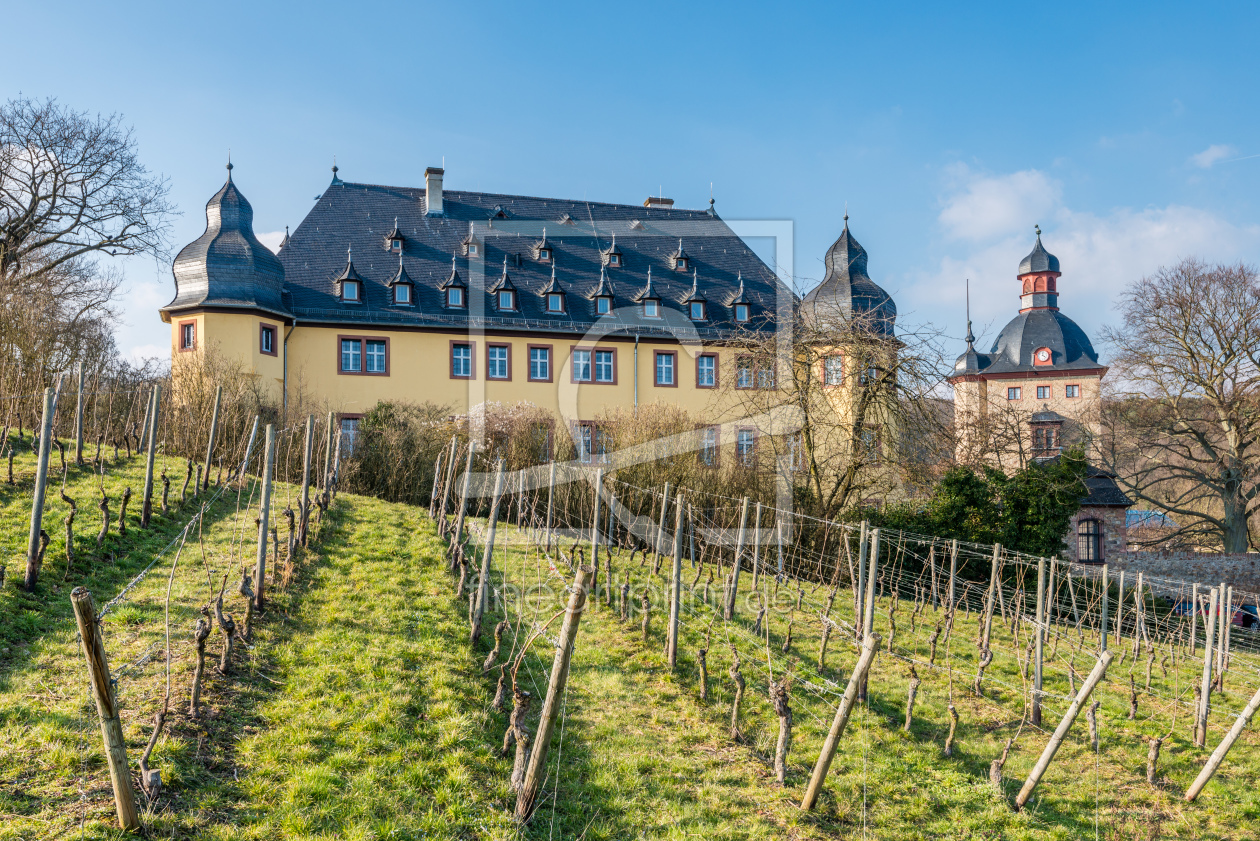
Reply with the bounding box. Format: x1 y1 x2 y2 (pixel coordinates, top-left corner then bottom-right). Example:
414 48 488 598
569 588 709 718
425 167 444 216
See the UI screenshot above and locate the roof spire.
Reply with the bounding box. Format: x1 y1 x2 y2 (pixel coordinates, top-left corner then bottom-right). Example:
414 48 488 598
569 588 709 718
226 150 233 180
844 202 849 226
965 278 975 348
1035 223 1041 237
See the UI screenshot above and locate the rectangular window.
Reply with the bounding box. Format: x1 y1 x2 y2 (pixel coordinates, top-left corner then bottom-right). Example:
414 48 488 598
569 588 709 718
643 299 659 318
260 324 276 355
339 417 361 457
859 425 881 464
342 280 360 302
394 284 411 304
487 344 510 380
179 321 196 351
758 363 775 390
529 345 552 382
595 349 615 383
696 354 717 388
859 365 879 386
365 340 387 373
341 338 361 373
574 422 607 464
737 356 754 389
596 296 611 315
823 355 843 386
788 432 806 473
1077 519 1101 562
736 428 756 467
447 287 464 307
700 426 719 466
547 292 564 313
734 303 750 323
1007 387 1022 400
655 351 676 386
689 301 705 320
498 290 515 310
1065 384 1081 398
572 349 592 383
1036 385 1050 400
451 342 473 379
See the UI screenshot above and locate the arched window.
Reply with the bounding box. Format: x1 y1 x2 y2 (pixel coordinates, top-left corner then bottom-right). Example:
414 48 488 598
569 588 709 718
1077 519 1101 562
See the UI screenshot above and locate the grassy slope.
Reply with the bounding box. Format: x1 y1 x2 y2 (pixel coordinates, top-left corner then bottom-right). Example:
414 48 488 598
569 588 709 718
3 467 1260 839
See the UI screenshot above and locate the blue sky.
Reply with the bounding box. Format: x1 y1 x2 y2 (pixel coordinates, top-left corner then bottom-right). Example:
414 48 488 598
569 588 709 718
8 0 1260 364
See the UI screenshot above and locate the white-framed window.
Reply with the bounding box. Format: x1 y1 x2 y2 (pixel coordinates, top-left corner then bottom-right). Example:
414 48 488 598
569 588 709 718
758 363 775 389
655 352 675 386
824 355 843 386
697 354 716 388
451 343 472 378
447 287 464 307
734 303 750 323
737 428 756 466
595 349 615 383
394 284 411 304
596 296 612 315
788 432 806 473
529 346 550 381
608 253 621 267
643 299 659 318
468 243 478 256
538 248 551 262
700 426 719 466
1036 385 1050 399
365 340 387 373
689 301 705 320
342 280 361 302
676 257 689 272
1007 387 1022 400
488 345 510 380
340 417 360 456
180 322 195 350
389 239 401 253
737 356 754 389
547 292 564 313
260 326 274 354
1066 384 1081 398
572 349 592 382
341 338 361 373
575 422 607 464
498 290 516 310
859 425 881 464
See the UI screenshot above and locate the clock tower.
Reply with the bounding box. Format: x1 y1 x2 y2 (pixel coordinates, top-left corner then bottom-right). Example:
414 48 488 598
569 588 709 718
949 230 1107 470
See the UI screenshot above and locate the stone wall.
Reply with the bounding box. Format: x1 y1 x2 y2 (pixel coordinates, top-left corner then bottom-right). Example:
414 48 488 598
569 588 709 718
1074 550 1260 604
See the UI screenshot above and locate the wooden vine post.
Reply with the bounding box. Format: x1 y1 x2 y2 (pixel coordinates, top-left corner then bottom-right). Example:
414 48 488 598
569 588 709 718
140 384 161 527
1033 557 1046 727
321 411 335 490
1100 564 1110 652
667 491 685 670
253 424 276 611
436 436 458 522
947 538 958 615
203 385 222 491
855 520 869 633
1195 586 1219 747
73 361 85 466
800 633 881 811
1014 650 1114 811
724 496 750 620
452 442 477 554
1186 681 1260 802
24 387 54 591
1189 582 1199 655
751 501 763 590
858 527 880 702
980 544 1000 651
471 459 506 643
298 413 314 544
654 481 671 569
70 587 140 831
516 564 593 822
544 459 556 553
590 469 604 599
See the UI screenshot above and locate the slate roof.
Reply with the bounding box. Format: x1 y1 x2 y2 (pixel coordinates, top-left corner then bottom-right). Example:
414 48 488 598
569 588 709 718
801 219 897 336
163 164 290 319
1081 465 1133 508
275 179 788 339
1018 233 1060 275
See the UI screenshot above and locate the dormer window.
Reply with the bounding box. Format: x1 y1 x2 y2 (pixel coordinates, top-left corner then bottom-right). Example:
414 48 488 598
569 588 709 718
608 253 621 267
643 299 660 318
342 280 361 302
336 245 364 304
690 301 706 321
676 256 689 272
447 287 464 308
600 234 624 269
538 247 551 262
390 238 402 253
394 284 412 305
468 243 478 256
498 290 516 311
534 227 552 262
596 296 612 315
547 292 565 313
384 218 404 253
734 303 750 323
670 238 690 272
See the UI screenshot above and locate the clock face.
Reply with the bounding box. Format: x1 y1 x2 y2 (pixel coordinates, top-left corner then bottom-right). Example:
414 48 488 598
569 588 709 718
1036 349 1051 362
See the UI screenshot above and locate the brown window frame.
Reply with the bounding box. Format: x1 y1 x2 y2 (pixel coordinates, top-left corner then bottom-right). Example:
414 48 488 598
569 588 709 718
654 350 679 388
1065 383 1081 398
545 292 566 314
696 352 719 389
259 322 278 357
341 279 363 304
450 340 476 380
1077 518 1102 563
569 345 618 385
177 319 197 352
1006 386 1022 401
688 301 706 321
337 335 390 376
446 286 466 308
735 426 758 467
734 303 751 323
821 354 844 387
528 344 554 383
486 342 513 381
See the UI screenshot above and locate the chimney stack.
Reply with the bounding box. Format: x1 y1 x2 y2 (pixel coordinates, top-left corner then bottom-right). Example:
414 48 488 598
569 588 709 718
425 167 444 216
644 196 674 209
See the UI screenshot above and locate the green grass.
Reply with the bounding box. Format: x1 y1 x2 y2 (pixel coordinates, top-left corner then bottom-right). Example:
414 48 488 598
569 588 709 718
3 460 1260 839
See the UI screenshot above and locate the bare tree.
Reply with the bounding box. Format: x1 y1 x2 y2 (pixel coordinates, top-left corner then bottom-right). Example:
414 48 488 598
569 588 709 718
0 97 173 284
1100 259 1260 552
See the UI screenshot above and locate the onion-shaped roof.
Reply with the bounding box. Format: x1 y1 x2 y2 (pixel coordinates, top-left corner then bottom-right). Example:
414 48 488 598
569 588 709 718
164 164 289 318
801 219 896 335
1018 233 1060 275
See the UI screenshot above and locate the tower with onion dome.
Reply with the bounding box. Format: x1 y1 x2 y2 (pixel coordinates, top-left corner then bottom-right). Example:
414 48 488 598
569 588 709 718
949 229 1107 469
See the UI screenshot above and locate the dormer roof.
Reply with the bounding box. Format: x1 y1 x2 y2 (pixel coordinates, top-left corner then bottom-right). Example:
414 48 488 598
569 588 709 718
490 256 516 293
592 266 615 299
541 263 563 295
440 254 465 289
600 234 623 267
683 269 706 303
387 253 412 287
729 272 751 305
334 246 363 283
634 266 658 302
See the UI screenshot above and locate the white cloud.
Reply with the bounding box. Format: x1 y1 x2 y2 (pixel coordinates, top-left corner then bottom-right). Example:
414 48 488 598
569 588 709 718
124 343 168 365
1190 144 1236 169
257 230 286 254
937 165 1061 241
904 167 1260 360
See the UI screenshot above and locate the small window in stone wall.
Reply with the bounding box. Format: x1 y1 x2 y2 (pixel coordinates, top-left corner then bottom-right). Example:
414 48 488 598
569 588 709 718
1078 519 1101 562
